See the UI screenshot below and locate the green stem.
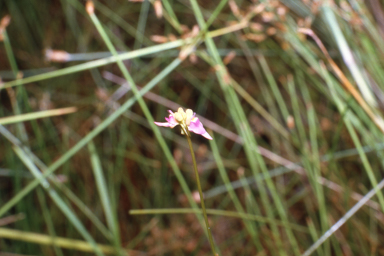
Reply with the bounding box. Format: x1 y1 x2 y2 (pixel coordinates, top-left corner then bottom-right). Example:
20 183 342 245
184 130 217 256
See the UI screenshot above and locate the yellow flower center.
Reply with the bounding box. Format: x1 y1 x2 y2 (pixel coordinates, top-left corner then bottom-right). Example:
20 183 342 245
173 107 194 132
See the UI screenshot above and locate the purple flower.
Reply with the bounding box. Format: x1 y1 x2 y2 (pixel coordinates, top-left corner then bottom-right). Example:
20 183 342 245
154 107 213 140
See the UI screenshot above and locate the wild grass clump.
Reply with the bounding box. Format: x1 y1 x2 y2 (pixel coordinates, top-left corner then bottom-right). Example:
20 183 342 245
1 0 384 255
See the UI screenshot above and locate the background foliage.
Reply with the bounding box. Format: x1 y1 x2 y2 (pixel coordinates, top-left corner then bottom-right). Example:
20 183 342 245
1 0 384 255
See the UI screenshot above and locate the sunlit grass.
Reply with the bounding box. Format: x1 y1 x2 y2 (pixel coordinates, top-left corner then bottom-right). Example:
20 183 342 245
1 0 384 255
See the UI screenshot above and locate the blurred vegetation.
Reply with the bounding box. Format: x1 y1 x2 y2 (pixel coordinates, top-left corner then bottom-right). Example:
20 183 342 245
2 0 384 255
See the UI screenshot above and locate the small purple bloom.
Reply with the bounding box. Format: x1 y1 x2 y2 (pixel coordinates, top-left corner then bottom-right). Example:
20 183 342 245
154 107 213 140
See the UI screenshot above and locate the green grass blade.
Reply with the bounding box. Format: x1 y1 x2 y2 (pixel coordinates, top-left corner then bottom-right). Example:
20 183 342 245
12 146 105 256
88 141 121 249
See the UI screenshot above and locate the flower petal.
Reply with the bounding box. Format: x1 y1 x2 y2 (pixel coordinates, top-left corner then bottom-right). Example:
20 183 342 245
154 121 172 127
154 110 181 129
200 131 213 140
165 115 179 128
188 117 212 140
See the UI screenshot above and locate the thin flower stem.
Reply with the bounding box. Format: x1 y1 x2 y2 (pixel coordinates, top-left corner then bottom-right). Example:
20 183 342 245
184 129 217 256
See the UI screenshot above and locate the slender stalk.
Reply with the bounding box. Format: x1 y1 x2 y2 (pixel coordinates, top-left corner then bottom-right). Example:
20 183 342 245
183 128 217 256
